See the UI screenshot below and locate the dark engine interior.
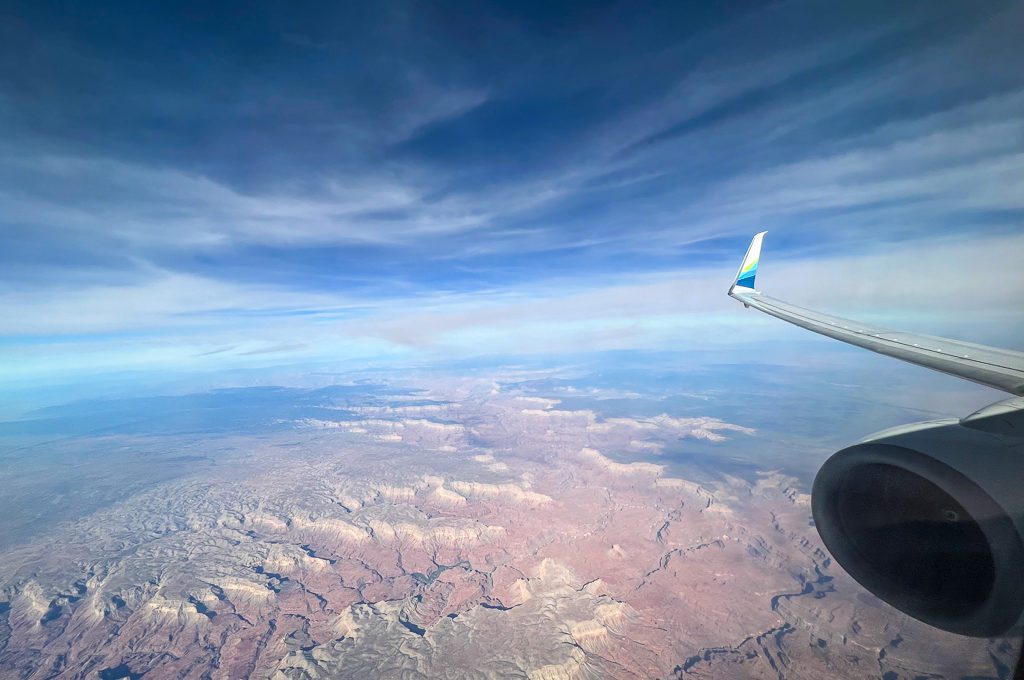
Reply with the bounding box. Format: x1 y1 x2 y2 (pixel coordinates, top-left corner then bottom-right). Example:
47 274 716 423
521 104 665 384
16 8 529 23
812 430 1024 637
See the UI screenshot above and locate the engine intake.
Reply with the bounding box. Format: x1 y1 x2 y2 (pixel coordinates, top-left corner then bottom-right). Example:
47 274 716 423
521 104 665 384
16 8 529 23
812 419 1024 637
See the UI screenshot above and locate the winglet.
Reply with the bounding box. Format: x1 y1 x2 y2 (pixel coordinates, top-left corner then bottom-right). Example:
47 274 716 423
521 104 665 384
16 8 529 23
729 231 767 295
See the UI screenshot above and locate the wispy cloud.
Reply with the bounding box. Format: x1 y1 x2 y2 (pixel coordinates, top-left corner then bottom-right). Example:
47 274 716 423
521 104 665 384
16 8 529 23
1 1 1022 385
3 230 1020 387
0 269 350 334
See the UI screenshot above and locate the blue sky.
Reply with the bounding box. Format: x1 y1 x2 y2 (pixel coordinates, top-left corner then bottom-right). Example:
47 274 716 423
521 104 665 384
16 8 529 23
1 1 1023 393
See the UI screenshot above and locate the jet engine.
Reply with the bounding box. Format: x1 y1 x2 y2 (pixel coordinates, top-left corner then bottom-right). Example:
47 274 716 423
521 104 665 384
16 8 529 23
812 405 1024 637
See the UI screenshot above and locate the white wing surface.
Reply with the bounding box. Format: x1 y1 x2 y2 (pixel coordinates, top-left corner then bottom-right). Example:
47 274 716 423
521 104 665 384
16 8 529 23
728 233 1024 396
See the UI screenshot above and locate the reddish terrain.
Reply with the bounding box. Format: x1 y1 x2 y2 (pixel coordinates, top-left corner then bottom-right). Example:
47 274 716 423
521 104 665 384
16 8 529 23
0 384 1014 679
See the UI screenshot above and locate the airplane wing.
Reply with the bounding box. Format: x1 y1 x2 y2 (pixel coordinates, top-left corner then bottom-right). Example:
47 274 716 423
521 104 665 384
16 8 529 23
727 232 1024 396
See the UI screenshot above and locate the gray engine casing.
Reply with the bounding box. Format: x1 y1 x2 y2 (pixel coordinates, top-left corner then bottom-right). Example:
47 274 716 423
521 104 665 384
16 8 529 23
812 417 1024 637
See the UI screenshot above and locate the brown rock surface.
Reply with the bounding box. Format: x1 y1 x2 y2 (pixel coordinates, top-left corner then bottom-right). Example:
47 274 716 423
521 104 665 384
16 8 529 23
0 384 1016 679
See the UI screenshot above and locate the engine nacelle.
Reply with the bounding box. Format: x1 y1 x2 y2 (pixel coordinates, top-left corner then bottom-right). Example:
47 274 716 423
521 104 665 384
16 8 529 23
812 418 1024 637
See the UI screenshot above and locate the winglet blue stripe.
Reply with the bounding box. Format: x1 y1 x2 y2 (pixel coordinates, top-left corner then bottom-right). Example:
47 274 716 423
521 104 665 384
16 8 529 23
736 269 757 289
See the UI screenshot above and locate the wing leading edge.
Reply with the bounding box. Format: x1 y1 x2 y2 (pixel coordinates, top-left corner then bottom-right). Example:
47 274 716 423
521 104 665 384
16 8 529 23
727 233 1024 396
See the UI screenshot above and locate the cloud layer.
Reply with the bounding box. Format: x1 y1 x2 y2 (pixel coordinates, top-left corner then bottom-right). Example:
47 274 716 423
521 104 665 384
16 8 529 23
1 1 1022 384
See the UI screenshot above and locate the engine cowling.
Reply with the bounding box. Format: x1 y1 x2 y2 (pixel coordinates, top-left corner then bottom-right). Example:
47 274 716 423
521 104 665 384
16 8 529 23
812 417 1024 637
